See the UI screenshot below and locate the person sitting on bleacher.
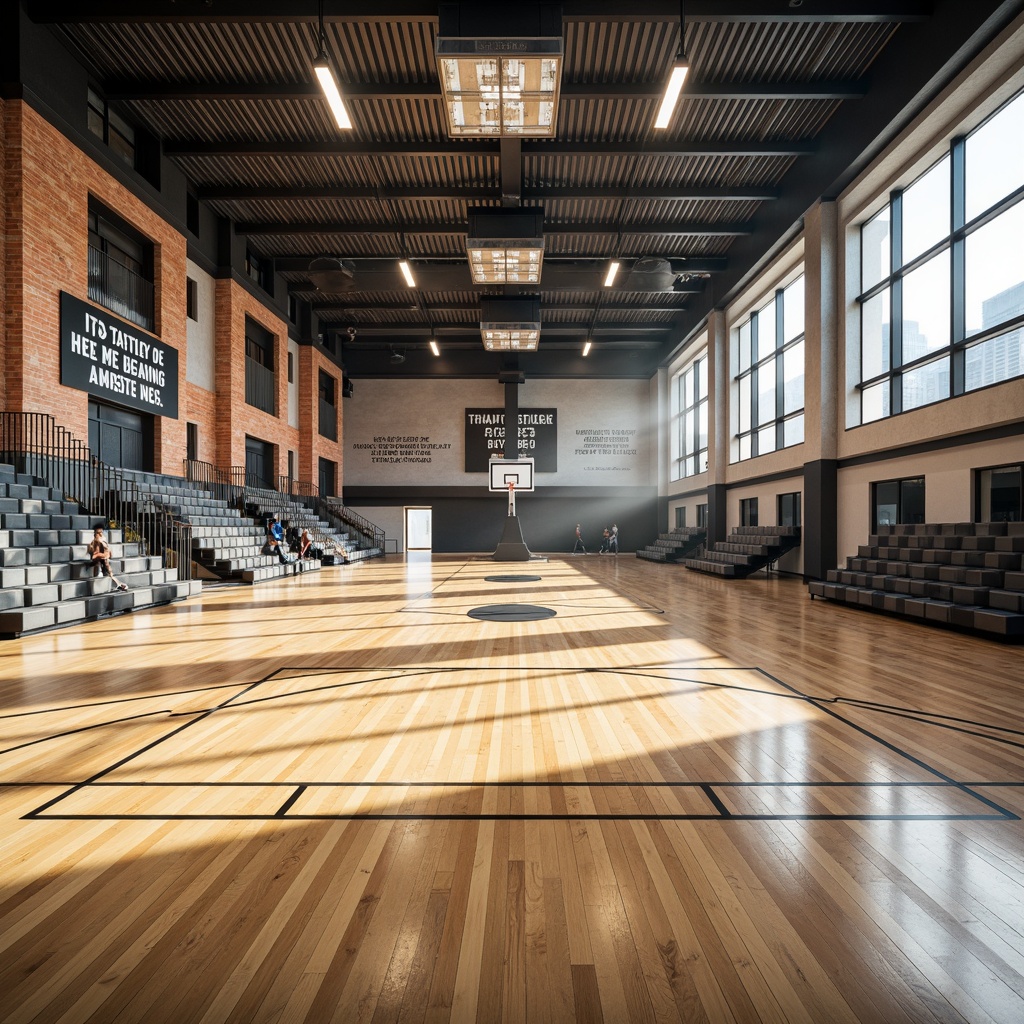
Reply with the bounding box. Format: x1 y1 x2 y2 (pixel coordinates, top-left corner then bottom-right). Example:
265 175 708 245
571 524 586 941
284 519 301 554
261 536 291 564
299 528 324 560
267 513 285 546
87 526 128 591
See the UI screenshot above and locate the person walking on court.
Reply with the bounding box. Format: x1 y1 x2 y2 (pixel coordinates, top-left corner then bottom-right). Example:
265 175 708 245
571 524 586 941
608 522 619 555
572 523 587 554
87 525 128 591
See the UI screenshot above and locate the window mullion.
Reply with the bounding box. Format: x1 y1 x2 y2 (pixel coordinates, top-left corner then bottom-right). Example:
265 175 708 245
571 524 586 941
951 136 966 396
890 189 904 416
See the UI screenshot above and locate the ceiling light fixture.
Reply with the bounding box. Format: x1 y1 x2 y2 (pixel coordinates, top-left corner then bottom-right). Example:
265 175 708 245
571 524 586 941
313 1 352 131
398 259 416 287
436 5 564 138
654 1 688 130
582 338 592 357
466 208 545 284
603 260 620 288
480 297 541 352
429 338 440 357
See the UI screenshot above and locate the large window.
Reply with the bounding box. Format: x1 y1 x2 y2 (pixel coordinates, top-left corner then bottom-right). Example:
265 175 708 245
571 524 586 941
318 370 337 441
244 318 276 414
734 275 805 461
88 88 135 167
977 464 1021 523
858 90 1024 422
670 353 708 480
87 204 154 332
872 477 925 531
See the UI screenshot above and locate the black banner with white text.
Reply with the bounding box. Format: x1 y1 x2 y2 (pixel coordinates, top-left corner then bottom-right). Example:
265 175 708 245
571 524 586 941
60 292 179 418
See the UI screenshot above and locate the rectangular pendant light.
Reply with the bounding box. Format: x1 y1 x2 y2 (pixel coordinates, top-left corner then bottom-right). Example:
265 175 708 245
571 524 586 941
654 54 688 130
398 260 416 287
314 56 352 131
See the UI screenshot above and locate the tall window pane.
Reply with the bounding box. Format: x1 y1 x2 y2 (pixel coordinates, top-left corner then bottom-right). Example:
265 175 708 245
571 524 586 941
965 91 1024 221
901 156 949 264
861 290 890 379
739 321 752 372
757 357 775 426
862 208 890 290
862 380 890 423
783 276 804 342
902 251 950 358
965 200 1024 337
739 374 751 434
757 298 776 361
783 414 804 447
965 329 1023 392
782 340 804 415
902 355 949 411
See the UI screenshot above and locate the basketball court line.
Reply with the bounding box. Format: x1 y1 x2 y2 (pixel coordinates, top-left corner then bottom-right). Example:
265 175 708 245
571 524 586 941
8 665 1017 823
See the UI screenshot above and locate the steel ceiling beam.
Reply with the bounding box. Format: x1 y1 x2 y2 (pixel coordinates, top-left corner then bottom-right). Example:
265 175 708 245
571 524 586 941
26 2 932 24
273 257 728 277
199 184 781 202
309 299 697 312
236 219 754 237
165 139 815 158
106 80 867 102
328 322 672 336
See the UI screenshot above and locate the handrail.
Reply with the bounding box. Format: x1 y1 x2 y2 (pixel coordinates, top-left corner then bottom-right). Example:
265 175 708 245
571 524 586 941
321 496 385 553
0 412 194 581
274 475 384 555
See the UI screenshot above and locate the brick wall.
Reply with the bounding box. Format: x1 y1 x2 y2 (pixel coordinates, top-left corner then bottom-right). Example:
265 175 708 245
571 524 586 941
3 100 336 487
213 277 298 478
297 345 343 492
4 102 188 471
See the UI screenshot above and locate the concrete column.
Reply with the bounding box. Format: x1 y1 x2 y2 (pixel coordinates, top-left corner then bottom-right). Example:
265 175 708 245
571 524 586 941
707 309 729 546
803 199 840 579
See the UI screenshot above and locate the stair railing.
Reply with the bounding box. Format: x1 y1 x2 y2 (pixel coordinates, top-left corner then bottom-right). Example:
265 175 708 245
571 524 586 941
0 412 194 581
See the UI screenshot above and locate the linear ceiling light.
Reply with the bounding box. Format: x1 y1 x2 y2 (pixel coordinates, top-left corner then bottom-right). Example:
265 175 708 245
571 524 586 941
582 338 592 357
480 297 541 352
466 208 545 284
603 260 621 288
654 2 689 130
436 6 563 138
314 2 352 130
429 338 440 357
398 259 416 287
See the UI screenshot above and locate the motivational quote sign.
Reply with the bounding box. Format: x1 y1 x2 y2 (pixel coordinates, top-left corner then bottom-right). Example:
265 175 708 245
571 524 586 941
465 408 557 472
60 292 179 418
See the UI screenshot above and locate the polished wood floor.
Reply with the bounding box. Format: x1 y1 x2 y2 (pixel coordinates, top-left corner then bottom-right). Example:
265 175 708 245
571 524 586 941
0 553 1022 1023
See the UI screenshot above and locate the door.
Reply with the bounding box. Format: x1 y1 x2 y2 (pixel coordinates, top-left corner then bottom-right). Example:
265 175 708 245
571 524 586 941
88 401 149 471
244 435 274 488
405 507 432 551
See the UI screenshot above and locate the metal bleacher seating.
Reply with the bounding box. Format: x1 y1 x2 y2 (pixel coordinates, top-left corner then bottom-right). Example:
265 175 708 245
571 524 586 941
0 462 199 638
682 525 802 578
808 521 1024 640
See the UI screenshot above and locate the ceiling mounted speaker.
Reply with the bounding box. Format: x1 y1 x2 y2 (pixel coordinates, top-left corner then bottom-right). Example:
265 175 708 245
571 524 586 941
307 257 356 292
623 256 674 292
389 348 405 365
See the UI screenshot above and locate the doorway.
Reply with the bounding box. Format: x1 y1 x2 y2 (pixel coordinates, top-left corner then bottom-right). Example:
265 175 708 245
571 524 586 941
405 507 432 551
88 401 151 471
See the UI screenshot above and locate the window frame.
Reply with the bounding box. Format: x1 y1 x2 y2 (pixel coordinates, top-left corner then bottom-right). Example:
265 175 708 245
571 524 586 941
733 275 805 462
670 351 709 481
856 89 1024 422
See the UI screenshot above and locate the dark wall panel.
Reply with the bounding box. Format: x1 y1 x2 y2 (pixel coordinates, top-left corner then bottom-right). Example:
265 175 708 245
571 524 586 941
346 486 659 554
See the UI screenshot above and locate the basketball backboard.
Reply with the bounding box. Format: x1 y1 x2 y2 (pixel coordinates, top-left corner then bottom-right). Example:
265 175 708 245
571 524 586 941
489 458 535 492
